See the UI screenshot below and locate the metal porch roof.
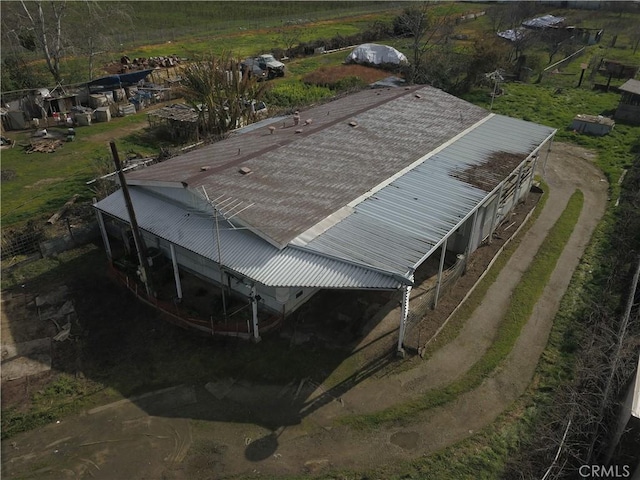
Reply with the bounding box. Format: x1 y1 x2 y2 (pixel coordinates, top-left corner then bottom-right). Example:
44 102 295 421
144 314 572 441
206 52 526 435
299 114 555 275
94 188 401 290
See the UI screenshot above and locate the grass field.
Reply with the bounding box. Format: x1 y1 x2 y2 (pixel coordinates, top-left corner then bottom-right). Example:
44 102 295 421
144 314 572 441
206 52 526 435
4 2 636 230
1 3 639 476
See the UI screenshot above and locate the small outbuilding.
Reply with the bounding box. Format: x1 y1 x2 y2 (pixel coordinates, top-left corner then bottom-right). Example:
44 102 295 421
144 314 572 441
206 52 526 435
615 79 640 125
571 114 615 136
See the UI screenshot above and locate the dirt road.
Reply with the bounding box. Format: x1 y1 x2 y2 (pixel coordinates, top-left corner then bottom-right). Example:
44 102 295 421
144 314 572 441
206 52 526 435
1 143 608 479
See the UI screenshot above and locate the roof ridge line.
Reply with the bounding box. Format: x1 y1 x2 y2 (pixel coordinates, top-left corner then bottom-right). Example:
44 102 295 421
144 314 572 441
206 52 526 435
181 85 423 186
289 112 496 248
346 112 496 208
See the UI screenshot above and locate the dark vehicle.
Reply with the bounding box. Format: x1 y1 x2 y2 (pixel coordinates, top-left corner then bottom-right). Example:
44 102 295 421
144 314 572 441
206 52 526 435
241 54 285 80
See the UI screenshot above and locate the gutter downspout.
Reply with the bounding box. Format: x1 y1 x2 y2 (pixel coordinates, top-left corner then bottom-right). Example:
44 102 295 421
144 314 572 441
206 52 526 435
433 236 448 309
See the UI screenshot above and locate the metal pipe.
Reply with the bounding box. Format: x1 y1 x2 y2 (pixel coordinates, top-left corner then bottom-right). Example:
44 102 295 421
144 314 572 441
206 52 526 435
397 277 413 355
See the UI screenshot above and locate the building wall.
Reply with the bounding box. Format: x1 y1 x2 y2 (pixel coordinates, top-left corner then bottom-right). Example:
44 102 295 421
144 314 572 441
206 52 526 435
447 150 539 256
615 104 640 125
144 231 318 315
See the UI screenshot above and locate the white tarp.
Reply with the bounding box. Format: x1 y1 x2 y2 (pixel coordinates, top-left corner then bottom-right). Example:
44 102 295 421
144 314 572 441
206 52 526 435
522 14 565 29
346 44 408 66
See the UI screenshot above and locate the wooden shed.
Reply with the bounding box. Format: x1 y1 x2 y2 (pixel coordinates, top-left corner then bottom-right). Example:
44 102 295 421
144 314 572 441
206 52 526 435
615 79 640 125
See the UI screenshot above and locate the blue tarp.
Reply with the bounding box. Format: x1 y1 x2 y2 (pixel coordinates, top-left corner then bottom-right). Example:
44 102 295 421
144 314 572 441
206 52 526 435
88 69 154 90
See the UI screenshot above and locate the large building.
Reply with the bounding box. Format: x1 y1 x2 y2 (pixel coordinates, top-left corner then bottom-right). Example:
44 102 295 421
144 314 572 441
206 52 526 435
94 84 556 351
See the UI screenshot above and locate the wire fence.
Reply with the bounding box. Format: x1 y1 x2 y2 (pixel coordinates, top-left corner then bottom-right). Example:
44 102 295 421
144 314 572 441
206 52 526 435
1 221 98 264
1 223 45 260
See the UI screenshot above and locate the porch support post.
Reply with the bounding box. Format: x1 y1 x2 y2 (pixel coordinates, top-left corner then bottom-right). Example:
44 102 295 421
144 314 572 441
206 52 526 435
397 276 413 357
94 207 112 262
250 285 261 343
522 154 538 200
513 162 525 205
525 155 540 200
466 209 479 257
488 181 505 245
169 243 182 300
433 236 448 309
541 136 554 178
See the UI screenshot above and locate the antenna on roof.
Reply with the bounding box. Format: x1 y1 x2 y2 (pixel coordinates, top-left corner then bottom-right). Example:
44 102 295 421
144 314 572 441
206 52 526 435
202 187 228 324
206 191 254 226
200 187 256 325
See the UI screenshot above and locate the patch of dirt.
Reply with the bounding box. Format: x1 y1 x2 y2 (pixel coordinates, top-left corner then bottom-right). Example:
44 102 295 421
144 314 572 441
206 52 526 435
24 177 65 189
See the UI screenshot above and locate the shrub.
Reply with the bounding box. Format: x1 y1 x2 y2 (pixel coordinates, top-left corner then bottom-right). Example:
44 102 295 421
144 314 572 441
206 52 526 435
263 82 333 108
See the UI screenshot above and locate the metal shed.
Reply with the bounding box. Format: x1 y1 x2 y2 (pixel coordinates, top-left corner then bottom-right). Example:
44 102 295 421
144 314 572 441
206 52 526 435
94 84 555 350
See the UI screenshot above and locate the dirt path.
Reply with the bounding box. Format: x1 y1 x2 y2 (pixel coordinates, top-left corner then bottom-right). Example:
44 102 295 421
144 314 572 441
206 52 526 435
1 143 608 479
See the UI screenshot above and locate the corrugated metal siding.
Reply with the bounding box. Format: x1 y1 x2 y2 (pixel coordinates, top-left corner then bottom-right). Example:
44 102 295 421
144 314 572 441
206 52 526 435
94 188 400 290
301 114 555 275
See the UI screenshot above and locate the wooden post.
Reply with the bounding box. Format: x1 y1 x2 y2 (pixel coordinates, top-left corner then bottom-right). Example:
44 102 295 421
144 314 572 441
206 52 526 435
110 141 153 297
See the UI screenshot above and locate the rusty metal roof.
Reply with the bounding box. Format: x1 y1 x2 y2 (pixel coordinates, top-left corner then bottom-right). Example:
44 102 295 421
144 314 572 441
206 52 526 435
100 86 556 289
300 114 556 275
127 85 488 247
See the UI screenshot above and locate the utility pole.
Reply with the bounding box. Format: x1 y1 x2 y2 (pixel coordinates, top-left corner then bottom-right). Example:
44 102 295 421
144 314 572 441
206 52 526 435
110 141 153 297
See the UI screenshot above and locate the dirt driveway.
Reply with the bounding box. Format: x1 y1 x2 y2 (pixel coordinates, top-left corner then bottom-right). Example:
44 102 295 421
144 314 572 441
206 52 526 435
1 143 608 479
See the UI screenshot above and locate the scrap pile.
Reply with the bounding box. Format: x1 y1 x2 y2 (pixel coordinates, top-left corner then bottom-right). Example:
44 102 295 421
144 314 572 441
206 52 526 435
26 139 64 154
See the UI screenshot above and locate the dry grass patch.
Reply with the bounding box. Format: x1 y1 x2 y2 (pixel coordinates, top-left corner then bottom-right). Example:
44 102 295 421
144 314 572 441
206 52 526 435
303 64 394 87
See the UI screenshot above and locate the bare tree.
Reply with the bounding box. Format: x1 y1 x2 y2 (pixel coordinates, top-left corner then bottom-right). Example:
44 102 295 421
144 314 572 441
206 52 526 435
393 3 455 84
65 2 133 81
274 21 303 58
17 0 67 84
1 1 132 84
485 4 509 33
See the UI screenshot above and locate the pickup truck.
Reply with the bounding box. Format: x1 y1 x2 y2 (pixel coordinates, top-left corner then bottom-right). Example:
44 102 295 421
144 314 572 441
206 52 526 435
241 54 285 80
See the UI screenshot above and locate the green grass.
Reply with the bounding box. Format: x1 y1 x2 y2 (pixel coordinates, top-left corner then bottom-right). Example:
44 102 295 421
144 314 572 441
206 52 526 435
339 189 584 430
462 83 638 193
1 112 158 227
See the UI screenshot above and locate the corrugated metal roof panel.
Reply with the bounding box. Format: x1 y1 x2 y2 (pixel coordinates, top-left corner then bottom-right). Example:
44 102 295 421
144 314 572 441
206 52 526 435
126 85 488 247
94 188 400 290
301 114 555 274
